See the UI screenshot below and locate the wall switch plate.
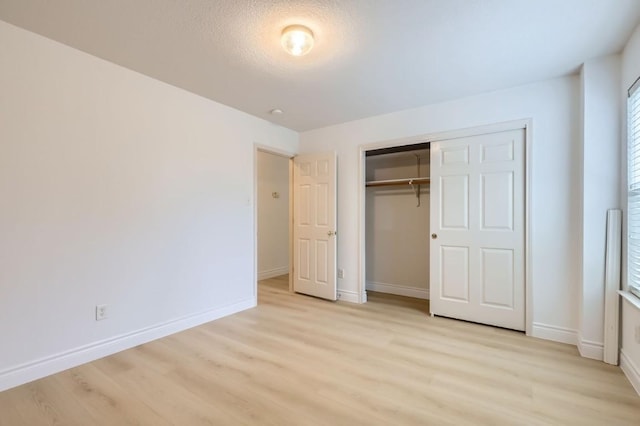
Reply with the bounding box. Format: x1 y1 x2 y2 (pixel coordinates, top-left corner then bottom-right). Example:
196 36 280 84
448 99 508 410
337 268 344 279
635 326 640 344
96 304 108 321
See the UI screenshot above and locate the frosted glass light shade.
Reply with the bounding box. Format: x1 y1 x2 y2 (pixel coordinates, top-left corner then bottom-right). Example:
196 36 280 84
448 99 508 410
281 25 314 56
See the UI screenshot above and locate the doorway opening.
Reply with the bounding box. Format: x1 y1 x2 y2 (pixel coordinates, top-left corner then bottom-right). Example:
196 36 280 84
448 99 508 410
365 143 431 306
255 147 294 300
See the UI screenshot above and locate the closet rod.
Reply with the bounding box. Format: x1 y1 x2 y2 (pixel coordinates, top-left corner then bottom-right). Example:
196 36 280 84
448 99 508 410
365 177 431 187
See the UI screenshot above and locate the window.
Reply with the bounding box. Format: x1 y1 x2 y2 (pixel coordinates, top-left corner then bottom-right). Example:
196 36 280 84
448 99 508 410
628 76 640 298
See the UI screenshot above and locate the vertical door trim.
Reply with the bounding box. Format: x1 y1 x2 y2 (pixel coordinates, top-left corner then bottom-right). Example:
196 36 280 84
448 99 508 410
357 146 367 303
524 122 533 336
357 119 533 335
289 157 294 292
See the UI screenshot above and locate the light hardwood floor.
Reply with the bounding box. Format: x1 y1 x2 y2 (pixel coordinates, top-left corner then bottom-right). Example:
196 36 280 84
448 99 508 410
1 275 639 425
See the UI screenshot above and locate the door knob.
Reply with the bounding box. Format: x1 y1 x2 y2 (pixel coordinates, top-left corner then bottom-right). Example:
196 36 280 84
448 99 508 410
328 231 337 237
431 233 438 239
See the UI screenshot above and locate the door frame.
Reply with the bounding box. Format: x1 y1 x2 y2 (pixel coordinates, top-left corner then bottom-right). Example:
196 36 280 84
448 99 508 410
253 144 296 298
357 119 534 336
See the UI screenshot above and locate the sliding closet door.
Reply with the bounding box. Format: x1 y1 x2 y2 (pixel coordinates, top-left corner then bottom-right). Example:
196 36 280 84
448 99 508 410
430 129 525 331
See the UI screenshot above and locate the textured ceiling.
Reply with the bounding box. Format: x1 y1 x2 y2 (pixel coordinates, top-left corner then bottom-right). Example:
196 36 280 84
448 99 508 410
1 0 639 131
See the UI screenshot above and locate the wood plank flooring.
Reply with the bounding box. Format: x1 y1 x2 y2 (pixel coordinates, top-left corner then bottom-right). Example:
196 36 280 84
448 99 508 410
1 275 639 425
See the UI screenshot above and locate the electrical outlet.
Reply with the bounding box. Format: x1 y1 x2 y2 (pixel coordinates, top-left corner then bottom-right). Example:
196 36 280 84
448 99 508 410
96 304 108 321
337 268 344 279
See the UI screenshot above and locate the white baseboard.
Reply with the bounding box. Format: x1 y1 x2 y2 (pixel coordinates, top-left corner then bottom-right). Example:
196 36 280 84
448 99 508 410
531 322 578 345
0 297 256 392
621 349 640 396
337 289 361 304
577 336 604 361
258 266 289 280
366 281 429 299
531 325 604 361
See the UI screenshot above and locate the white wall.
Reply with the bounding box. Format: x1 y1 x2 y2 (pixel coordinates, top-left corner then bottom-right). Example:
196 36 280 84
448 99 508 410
257 151 290 280
620 22 640 395
365 153 430 299
0 20 298 391
578 55 622 360
300 76 581 342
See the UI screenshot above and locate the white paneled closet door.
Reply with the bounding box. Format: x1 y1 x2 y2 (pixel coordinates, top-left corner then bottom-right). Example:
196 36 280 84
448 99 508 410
429 129 525 331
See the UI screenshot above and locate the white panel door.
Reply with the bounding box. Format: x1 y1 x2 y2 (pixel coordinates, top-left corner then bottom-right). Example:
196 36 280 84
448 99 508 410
430 129 525 330
293 152 337 300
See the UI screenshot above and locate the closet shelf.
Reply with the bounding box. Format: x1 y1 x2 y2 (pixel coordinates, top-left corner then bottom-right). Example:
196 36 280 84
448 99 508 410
365 177 431 187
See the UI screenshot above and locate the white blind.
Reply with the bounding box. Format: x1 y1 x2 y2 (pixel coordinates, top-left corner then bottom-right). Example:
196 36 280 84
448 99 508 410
628 77 640 298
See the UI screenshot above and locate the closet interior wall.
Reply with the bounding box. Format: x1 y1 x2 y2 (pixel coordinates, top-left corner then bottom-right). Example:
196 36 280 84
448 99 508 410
365 147 430 300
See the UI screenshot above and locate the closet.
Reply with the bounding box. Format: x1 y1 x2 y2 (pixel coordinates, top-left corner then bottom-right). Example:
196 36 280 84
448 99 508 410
362 127 526 331
365 142 431 300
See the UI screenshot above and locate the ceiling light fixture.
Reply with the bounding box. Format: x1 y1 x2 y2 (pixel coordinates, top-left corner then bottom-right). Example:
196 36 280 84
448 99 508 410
281 25 314 56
